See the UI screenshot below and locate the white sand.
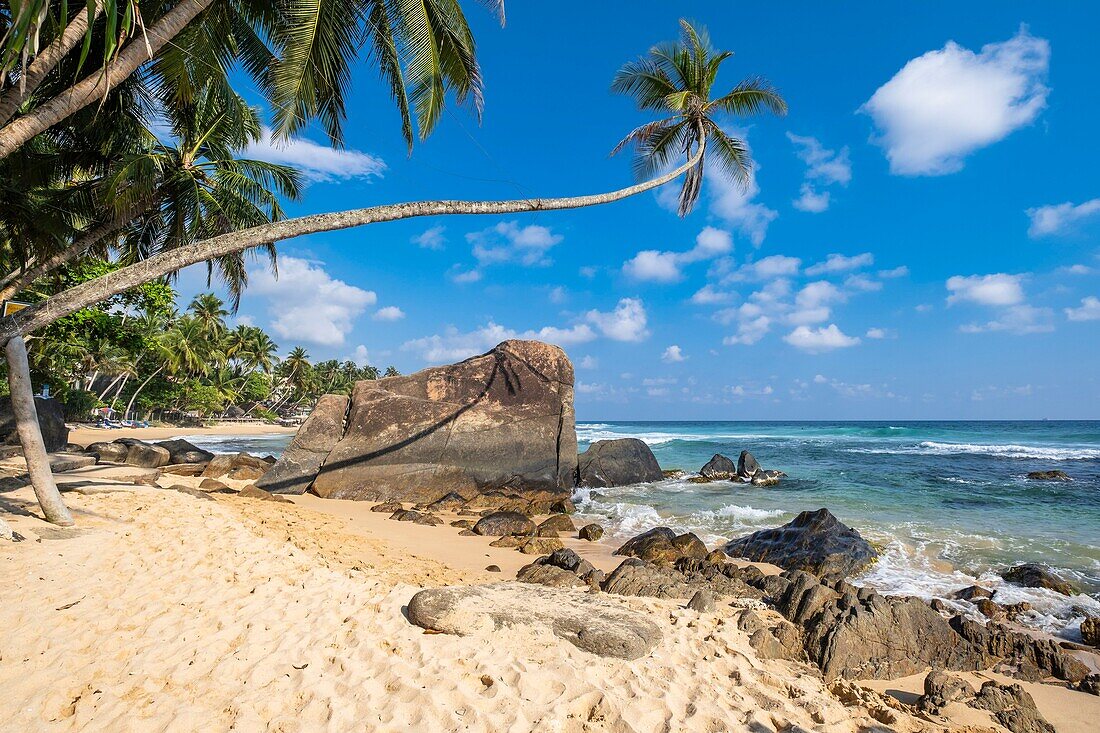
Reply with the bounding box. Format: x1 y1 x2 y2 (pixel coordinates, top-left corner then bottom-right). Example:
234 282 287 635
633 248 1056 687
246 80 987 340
67 422 297 447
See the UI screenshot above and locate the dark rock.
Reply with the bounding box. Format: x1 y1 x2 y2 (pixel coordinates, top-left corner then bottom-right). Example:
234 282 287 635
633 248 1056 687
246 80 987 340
255 394 349 494
112 437 148 447
549 499 576 514
976 598 1002 619
686 589 715 612
953 585 994 602
1082 616 1100 648
1000 564 1077 596
1077 674 1100 696
371 500 404 513
614 527 681 565
238 485 292 503
536 514 575 537
0 396 68 452
425 492 468 513
407 582 662 659
61 442 84 453
687 476 712 484
390 509 444 526
86 441 130 463
161 463 209 476
949 615 1089 683
154 438 215 465
699 454 736 480
473 511 536 537
578 523 603 541
751 470 784 487
930 598 948 613
311 341 577 505
576 438 662 488
125 443 171 469
485 565 501 573
671 532 708 559
724 509 878 579
970 682 1055 733
736 450 761 480
601 558 698 599
1026 470 1070 482
916 668 974 714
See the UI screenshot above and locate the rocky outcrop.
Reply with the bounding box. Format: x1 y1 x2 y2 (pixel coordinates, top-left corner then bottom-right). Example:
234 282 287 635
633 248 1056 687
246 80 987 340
1000 563 1077 596
699 453 735 480
736 450 760 480
576 438 662 488
406 583 661 659
0 396 68 452
255 394 349 494
600 557 764 601
613 527 708 565
125 443 170 468
1026 470 1070 482
970 682 1055 733
202 452 272 479
1082 616 1100 648
311 341 576 504
724 509 878 579
154 438 215 465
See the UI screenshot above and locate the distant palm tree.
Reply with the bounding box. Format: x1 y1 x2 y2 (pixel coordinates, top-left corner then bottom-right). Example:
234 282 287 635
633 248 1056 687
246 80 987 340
611 20 787 215
188 293 229 341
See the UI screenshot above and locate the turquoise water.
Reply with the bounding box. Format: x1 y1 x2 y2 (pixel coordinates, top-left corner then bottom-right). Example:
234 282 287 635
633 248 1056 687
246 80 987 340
185 420 1100 637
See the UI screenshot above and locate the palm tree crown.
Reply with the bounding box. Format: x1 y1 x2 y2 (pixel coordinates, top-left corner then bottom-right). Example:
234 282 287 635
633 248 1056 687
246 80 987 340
612 19 787 216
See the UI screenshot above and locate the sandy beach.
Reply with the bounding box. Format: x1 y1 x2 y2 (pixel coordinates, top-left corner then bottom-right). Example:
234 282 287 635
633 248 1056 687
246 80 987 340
2 465 1097 732
66 423 297 448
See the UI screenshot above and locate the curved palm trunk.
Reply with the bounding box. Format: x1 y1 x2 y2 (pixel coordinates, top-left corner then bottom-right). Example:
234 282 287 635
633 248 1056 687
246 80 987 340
124 364 164 419
0 2 105 127
4 335 73 526
1 146 702 341
0 0 216 160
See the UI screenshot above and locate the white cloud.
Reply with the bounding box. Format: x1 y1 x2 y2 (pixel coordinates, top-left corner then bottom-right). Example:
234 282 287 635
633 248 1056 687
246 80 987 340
467 221 563 266
735 255 801 281
878 265 910 279
946 273 1026 306
707 167 777 246
793 184 830 213
866 327 889 339
413 225 446 250
623 227 733 282
788 133 851 213
1065 296 1100 322
373 306 405 322
578 355 598 369
247 256 376 346
548 286 567 304
661 345 686 363
1026 199 1100 237
722 315 771 346
246 127 386 182
1062 264 1092 275
806 252 874 275
351 345 371 367
691 284 735 305
861 27 1050 175
586 298 649 342
813 374 828 384
784 324 861 352
450 267 481 284
402 321 596 363
960 305 1054 334
844 274 883 292
579 266 598 279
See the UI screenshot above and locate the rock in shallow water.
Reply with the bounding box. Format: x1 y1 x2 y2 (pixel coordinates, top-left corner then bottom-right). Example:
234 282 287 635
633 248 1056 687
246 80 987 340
724 508 877 579
699 453 736 480
1025 470 1070 482
1000 563 1077 596
576 438 663 488
406 583 662 659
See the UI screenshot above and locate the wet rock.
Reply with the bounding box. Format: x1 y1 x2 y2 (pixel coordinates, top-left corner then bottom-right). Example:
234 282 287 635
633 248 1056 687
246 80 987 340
371 500 404 513
970 681 1055 733
699 454 736 480
407 582 662 659
473 511 536 537
724 509 878 579
751 470 784 487
687 476 712 484
1000 563 1077 596
1081 616 1100 648
736 450 761 480
255 394 349 494
154 438 215 465
238 485 292 503
549 499 576 514
578 523 604 541
576 438 663 488
87 442 130 463
536 514 575 537
312 341 577 504
125 443 171 469
1026 470 1070 482
686 589 715 612
953 585 994 602
976 598 1002 619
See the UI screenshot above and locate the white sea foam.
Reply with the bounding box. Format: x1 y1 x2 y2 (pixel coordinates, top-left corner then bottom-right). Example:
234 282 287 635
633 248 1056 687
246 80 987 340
696 504 786 522
576 427 771 445
847 441 1100 461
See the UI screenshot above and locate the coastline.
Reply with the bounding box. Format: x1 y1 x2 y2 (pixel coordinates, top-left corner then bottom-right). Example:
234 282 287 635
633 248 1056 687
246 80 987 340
67 423 298 447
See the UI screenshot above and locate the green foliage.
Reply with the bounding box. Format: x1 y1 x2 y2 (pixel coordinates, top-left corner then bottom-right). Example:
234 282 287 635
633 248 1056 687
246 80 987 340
239 372 272 403
177 380 224 416
62 389 102 420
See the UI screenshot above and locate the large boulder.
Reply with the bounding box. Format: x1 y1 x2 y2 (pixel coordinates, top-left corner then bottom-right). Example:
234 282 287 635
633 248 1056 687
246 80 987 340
311 340 577 504
125 443 171 468
736 450 761 480
1000 563 1077 596
154 438 214 465
699 453 736 480
406 583 661 659
576 438 662 488
472 511 535 537
724 509 878 579
0 396 68 452
255 394 349 494
86 441 130 463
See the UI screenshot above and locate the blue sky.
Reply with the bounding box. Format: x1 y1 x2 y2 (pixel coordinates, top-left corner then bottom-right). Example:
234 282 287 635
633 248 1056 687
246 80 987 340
176 2 1100 420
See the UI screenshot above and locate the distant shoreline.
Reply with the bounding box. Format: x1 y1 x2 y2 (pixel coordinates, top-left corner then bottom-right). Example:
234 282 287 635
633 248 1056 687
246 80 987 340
67 422 297 448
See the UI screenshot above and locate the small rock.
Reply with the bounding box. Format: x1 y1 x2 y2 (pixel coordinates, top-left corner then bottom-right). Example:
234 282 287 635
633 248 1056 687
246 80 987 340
485 565 501 573
549 499 576 514
578 523 604 541
238 485 291 503
450 519 475 529
473 511 536 537
917 668 974 714
976 598 1002 619
371 500 404 513
489 536 526 548
1000 563 1077 596
614 527 681 565
970 681 1055 733
199 478 229 491
953 585 994 602
700 454 736 480
426 492 468 513
686 590 715 612
519 537 564 555
1081 616 1100 648
480 674 494 687
1025 470 1070 482
536 514 575 537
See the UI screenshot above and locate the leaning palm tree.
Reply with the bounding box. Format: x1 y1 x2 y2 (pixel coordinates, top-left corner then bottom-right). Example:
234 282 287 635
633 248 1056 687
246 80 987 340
611 19 787 216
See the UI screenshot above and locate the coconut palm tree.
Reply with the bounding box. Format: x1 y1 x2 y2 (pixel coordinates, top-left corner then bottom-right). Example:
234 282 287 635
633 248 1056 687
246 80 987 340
611 19 787 216
187 293 229 341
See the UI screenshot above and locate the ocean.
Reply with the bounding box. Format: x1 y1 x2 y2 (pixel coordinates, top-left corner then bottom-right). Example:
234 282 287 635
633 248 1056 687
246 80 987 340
184 420 1100 639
